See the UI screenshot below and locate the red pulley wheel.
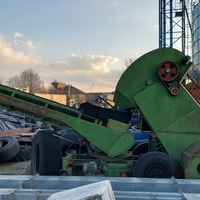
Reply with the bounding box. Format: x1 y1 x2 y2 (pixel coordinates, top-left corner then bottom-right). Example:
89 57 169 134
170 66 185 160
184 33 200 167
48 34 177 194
158 61 179 82
170 87 179 96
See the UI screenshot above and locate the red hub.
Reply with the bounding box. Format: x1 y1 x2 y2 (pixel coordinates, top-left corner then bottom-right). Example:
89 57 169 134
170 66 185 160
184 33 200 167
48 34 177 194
158 61 179 82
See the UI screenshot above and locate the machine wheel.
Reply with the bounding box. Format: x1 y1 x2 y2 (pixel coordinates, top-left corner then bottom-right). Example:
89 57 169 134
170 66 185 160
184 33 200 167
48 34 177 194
0 136 20 163
132 142 148 156
11 145 32 162
133 152 181 178
31 130 62 175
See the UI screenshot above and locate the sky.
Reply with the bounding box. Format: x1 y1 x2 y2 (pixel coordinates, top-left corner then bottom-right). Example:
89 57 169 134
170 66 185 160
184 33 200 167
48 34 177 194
0 0 158 93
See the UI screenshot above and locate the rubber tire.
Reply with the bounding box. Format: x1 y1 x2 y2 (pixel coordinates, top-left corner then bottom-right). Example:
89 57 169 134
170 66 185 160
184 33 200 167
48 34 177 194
132 142 148 156
133 152 181 178
0 136 20 163
0 141 3 152
11 145 32 162
31 130 62 175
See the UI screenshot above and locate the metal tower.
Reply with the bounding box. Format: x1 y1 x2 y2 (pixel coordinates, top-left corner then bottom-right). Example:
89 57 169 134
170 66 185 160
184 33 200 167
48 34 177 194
159 0 192 55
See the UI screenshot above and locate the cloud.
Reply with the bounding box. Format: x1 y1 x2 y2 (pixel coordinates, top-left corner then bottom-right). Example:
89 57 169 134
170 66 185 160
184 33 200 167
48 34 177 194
116 15 127 21
0 35 122 92
13 32 40 51
48 54 119 73
45 54 121 92
26 40 37 50
42 66 123 92
13 39 25 47
0 35 39 69
14 32 24 38
113 1 125 6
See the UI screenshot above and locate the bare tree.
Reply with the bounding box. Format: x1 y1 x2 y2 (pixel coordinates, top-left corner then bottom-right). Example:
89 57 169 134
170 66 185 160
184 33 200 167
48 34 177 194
19 68 44 93
7 68 45 93
7 75 21 88
120 57 136 76
125 58 135 68
34 82 48 93
0 76 4 84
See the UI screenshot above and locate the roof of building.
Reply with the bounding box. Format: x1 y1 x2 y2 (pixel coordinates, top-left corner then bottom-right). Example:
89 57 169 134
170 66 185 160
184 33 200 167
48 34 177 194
51 82 85 94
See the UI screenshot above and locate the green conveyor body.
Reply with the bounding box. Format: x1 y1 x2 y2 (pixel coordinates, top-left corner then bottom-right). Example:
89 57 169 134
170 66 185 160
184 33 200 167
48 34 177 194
0 84 134 157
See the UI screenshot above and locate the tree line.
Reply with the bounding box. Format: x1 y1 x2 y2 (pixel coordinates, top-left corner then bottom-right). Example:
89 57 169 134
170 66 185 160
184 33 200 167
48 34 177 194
0 58 135 94
0 68 51 93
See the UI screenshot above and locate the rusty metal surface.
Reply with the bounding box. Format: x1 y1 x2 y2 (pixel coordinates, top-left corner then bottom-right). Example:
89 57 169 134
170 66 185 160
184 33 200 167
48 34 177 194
0 127 32 136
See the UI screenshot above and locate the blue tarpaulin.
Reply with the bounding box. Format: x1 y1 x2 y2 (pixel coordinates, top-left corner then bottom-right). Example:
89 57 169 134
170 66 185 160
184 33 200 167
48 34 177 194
0 110 26 131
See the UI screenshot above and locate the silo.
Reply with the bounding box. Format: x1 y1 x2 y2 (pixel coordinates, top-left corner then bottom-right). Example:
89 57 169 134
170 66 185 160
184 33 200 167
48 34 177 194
193 1 200 69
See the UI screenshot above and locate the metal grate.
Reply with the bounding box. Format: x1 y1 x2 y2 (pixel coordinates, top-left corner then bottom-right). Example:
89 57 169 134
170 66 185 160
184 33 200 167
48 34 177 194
181 65 200 105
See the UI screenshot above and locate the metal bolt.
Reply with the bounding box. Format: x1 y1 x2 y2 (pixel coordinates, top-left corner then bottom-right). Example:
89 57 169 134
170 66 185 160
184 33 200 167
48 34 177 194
166 68 171 73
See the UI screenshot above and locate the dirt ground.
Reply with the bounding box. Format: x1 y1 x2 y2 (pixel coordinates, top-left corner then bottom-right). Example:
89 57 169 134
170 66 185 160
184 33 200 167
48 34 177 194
0 160 31 175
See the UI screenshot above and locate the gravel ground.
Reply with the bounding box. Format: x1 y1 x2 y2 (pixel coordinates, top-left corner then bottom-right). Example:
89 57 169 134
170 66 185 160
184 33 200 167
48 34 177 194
0 160 31 175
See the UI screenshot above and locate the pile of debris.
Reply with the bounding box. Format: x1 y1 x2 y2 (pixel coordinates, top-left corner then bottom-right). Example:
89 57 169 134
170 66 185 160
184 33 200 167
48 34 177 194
0 109 49 163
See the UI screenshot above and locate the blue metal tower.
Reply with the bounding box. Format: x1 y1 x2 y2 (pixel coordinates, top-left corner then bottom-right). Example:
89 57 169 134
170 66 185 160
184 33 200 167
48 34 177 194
159 0 186 53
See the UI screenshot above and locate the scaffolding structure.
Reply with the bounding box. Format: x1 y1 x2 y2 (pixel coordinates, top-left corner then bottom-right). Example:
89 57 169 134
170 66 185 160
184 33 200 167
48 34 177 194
159 0 194 55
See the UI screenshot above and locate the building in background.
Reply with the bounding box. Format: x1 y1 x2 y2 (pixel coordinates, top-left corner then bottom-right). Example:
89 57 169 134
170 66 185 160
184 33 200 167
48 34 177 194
35 81 114 108
35 82 86 107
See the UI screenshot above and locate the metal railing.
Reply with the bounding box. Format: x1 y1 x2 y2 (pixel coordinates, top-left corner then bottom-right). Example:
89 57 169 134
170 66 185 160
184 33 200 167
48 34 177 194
181 64 200 104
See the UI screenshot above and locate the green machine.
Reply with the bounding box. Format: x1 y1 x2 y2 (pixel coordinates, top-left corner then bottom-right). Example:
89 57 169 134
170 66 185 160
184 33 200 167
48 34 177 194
0 48 199 178
115 48 200 179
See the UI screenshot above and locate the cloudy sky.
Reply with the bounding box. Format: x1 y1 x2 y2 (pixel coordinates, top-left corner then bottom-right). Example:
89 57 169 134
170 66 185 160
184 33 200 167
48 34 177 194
0 0 158 92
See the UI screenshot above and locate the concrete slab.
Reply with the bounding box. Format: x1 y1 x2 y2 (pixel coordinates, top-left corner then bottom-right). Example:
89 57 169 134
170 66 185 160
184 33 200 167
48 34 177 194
47 180 115 200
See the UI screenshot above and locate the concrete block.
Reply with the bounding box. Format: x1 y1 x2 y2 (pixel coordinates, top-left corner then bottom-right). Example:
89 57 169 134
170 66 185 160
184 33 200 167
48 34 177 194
47 180 115 200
